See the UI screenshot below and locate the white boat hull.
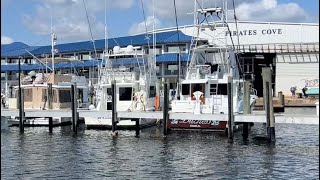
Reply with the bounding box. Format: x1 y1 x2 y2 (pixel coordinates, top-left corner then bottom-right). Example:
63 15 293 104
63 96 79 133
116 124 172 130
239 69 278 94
8 117 72 126
85 117 158 130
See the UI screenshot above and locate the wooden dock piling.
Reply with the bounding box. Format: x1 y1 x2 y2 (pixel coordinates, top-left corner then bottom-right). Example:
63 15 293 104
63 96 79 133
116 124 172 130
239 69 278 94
18 87 24 133
135 119 140 136
242 80 251 141
18 58 24 133
163 82 169 136
111 80 117 134
71 84 78 133
278 91 285 107
262 67 276 143
48 83 53 133
227 76 234 142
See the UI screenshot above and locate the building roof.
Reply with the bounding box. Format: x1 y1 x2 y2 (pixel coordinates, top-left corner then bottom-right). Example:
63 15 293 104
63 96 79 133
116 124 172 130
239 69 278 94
1 31 192 58
1 53 189 72
1 42 40 58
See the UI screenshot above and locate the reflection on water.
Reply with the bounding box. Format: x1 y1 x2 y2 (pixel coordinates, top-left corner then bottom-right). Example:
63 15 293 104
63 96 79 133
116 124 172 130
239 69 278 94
1 108 319 179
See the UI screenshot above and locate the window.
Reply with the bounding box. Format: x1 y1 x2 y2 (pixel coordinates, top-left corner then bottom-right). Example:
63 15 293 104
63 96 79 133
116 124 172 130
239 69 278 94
193 84 202 92
210 84 228 95
119 87 132 101
59 90 71 103
182 84 190 95
149 86 156 98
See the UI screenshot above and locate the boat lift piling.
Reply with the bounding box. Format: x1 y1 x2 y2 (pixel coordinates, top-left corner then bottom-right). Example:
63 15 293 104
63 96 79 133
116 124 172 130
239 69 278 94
278 91 285 107
134 119 140 136
163 82 169 136
242 80 251 141
18 58 24 134
111 80 118 136
18 87 25 134
227 76 234 142
71 84 78 133
48 83 53 133
262 67 276 143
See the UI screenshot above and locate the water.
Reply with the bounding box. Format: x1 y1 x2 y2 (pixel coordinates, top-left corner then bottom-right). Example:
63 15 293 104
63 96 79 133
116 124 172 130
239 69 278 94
1 108 319 179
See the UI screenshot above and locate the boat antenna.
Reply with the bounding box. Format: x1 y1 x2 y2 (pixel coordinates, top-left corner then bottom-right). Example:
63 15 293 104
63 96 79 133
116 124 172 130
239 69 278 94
50 11 56 74
231 0 244 79
173 0 181 99
83 0 98 85
139 0 148 75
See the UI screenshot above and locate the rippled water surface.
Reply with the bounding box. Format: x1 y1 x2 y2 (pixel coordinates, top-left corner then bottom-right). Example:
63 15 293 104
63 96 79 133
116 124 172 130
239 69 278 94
1 108 319 179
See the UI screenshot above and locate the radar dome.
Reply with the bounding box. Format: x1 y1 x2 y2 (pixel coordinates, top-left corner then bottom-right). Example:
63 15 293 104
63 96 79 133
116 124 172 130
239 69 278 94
125 45 134 54
28 71 36 77
113 46 121 54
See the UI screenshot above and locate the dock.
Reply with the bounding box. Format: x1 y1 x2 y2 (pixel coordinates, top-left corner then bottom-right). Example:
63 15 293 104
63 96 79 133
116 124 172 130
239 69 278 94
1 109 318 125
2 72 318 144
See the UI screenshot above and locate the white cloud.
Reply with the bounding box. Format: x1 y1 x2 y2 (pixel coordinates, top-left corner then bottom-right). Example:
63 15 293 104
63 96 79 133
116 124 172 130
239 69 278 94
1 35 14 44
128 16 161 35
22 0 134 42
143 0 313 24
234 0 309 22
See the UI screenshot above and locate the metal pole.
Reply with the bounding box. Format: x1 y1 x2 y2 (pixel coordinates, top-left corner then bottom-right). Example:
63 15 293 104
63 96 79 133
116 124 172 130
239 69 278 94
163 82 168 136
227 76 234 142
111 80 117 133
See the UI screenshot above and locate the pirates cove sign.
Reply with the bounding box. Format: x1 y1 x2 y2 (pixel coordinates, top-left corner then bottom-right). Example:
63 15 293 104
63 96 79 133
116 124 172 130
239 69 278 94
225 29 282 36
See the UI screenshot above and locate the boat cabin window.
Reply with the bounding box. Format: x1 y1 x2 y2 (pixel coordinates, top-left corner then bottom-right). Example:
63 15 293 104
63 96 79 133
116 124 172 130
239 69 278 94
210 84 228 95
149 86 156 98
182 84 190 95
58 90 71 103
193 84 203 92
119 87 132 101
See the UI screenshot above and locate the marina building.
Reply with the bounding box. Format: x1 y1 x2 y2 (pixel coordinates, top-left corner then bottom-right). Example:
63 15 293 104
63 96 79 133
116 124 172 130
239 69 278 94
1 21 319 97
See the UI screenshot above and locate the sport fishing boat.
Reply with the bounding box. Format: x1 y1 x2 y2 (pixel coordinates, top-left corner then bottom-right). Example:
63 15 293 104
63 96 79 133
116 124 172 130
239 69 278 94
169 1 258 131
84 45 160 129
8 71 90 126
7 31 90 126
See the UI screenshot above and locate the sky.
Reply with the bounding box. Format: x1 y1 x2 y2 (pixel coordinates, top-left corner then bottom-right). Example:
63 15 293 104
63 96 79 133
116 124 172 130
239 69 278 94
1 0 319 46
